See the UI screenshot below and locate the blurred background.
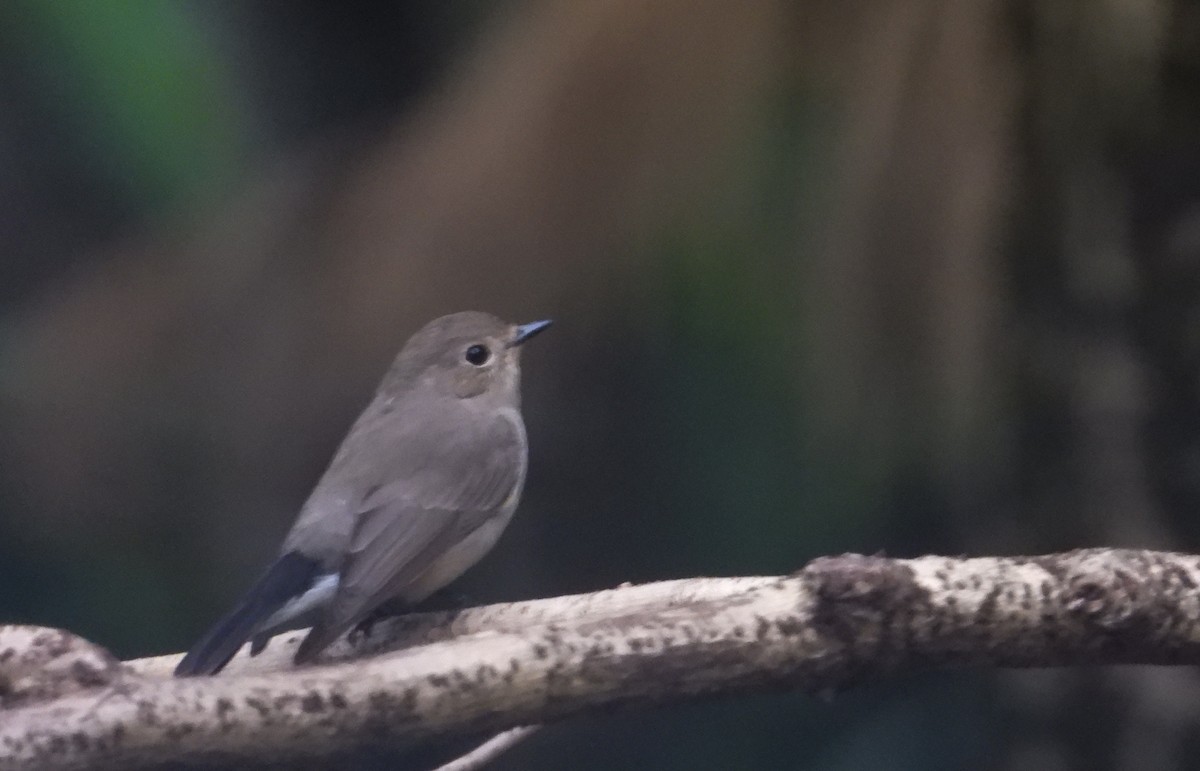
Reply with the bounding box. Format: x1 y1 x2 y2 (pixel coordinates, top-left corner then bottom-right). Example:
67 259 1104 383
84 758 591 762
0 0 1198 768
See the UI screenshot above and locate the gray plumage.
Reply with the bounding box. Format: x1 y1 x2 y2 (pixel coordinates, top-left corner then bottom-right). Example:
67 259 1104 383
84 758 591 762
175 311 548 676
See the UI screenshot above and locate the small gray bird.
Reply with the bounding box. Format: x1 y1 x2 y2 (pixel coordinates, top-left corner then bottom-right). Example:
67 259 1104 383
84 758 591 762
175 311 549 676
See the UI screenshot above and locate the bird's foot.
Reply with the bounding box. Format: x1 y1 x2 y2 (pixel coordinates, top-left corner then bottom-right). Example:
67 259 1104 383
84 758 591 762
351 598 411 640
419 589 473 612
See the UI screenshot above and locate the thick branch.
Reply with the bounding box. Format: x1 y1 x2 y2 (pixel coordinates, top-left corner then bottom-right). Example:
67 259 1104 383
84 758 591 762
4 548 1200 770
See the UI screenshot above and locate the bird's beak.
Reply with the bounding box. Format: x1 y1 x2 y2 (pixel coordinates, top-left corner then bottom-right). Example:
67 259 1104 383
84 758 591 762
512 319 552 346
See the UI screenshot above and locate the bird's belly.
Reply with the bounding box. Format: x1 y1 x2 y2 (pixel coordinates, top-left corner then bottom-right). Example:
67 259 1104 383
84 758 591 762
402 512 513 603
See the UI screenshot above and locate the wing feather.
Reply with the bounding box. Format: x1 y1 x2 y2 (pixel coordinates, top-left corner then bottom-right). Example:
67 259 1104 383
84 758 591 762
293 410 524 663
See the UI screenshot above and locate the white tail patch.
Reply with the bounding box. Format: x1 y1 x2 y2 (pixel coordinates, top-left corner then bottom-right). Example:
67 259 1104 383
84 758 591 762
259 573 340 631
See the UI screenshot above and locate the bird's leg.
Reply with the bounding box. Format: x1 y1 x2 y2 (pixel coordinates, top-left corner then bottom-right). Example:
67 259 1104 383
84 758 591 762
351 598 411 640
350 589 477 641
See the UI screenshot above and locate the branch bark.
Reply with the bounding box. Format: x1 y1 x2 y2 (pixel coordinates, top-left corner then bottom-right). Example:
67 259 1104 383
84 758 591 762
4 548 1200 770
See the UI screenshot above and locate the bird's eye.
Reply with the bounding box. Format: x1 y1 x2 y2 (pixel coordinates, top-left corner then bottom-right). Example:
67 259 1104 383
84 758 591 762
464 344 490 366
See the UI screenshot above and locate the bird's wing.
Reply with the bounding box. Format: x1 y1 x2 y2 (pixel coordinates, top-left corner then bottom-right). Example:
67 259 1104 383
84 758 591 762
294 411 524 662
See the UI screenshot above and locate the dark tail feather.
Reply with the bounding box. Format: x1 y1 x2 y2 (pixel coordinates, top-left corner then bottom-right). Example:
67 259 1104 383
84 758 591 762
175 552 320 677
249 633 270 656
293 618 343 665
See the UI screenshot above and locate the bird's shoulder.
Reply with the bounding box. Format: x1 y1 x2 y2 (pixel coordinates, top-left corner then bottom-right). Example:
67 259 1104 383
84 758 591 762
284 395 525 560
346 393 522 468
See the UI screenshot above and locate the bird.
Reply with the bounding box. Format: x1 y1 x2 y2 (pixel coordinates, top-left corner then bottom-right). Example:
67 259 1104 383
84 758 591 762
174 311 550 676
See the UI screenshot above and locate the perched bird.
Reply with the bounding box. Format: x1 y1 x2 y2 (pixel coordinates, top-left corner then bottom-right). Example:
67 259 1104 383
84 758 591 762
175 311 550 676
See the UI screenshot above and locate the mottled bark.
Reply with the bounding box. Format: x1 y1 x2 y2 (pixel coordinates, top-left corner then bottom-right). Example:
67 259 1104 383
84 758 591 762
4 548 1200 770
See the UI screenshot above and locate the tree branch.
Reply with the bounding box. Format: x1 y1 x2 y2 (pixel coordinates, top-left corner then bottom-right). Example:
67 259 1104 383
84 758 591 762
4 548 1200 770
431 726 540 771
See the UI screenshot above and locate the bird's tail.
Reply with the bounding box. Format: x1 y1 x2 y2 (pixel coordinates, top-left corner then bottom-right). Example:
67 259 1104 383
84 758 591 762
174 551 320 677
